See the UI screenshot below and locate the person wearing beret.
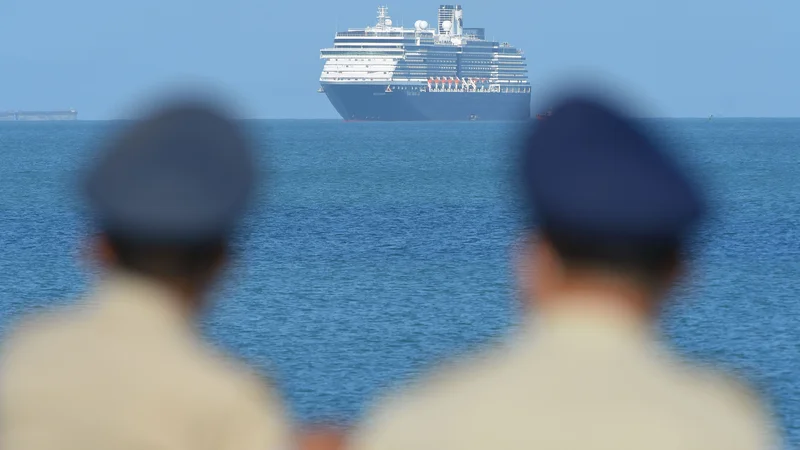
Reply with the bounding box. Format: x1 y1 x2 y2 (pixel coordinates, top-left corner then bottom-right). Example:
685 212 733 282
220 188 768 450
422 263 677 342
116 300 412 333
0 100 292 450
346 91 781 450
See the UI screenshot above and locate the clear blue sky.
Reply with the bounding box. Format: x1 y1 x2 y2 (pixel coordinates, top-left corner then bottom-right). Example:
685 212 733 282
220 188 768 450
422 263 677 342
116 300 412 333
1 0 798 119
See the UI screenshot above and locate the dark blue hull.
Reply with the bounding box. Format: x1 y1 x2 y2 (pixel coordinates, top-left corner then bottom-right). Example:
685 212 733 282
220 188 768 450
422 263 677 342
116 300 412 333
321 83 530 121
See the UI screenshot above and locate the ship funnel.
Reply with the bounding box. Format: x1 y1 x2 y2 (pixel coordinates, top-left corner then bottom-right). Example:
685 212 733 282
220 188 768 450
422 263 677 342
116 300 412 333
438 4 462 35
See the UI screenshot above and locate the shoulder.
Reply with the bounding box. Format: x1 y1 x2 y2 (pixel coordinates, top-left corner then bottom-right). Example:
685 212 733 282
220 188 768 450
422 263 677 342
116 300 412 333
350 341 518 450
670 360 782 448
197 345 290 422
194 344 284 410
190 347 293 449
391 338 519 408
0 302 91 397
674 360 767 414
1 302 86 357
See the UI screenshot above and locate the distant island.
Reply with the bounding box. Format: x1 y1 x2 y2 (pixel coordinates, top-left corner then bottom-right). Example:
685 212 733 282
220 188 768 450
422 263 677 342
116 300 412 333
0 110 77 121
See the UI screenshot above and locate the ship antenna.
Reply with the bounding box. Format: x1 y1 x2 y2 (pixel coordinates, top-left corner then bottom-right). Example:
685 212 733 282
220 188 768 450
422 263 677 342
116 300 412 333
377 6 389 29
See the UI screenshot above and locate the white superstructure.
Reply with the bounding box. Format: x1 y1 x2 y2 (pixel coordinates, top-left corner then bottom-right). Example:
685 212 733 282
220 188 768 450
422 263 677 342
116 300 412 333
319 5 530 92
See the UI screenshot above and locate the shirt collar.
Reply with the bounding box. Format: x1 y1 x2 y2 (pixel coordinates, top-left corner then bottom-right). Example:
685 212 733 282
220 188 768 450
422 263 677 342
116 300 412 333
520 295 661 354
88 270 196 334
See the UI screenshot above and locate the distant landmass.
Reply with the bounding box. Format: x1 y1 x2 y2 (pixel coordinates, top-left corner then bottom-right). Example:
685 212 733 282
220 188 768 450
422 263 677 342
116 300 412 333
0 110 77 121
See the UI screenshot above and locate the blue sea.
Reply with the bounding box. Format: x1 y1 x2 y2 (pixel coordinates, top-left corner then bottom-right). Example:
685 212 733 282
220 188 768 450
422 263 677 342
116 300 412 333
1 119 798 447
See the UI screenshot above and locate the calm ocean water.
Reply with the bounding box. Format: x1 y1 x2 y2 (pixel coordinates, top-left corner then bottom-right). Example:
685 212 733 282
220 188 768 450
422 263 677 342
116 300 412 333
0 119 798 446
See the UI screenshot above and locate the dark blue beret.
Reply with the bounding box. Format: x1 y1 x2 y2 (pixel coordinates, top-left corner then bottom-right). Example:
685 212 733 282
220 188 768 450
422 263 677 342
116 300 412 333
84 101 255 243
521 93 704 243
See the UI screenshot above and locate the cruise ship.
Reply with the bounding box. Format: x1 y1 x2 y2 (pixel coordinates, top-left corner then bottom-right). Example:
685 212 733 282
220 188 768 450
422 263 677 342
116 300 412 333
319 5 531 121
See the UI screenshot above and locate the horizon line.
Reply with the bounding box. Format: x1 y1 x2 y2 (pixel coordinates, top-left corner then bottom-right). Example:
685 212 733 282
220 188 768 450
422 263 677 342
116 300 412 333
23 116 800 121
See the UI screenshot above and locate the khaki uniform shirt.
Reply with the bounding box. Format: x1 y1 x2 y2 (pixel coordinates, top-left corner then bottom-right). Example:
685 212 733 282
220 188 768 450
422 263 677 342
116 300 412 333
349 303 781 450
0 272 292 450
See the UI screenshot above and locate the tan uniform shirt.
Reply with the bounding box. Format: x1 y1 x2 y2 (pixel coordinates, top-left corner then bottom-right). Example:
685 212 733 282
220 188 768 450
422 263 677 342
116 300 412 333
349 304 781 450
0 272 292 450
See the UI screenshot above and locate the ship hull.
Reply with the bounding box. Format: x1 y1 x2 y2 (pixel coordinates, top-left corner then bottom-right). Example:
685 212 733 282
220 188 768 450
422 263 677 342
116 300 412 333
321 83 530 121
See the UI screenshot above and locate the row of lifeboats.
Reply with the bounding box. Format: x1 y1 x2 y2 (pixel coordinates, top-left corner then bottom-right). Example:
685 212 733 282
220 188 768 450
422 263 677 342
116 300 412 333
427 77 490 84
426 77 489 91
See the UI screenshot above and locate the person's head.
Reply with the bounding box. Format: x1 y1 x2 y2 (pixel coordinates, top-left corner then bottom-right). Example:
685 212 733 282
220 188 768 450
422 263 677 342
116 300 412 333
83 98 256 306
517 90 704 318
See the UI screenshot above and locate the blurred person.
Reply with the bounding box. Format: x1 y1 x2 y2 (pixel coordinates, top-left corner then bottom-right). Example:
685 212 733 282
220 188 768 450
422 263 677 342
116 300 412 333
0 100 292 450
346 91 781 450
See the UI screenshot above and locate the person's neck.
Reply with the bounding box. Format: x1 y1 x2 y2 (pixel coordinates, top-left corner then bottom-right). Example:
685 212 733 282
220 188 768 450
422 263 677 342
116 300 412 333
535 274 660 324
111 269 206 320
